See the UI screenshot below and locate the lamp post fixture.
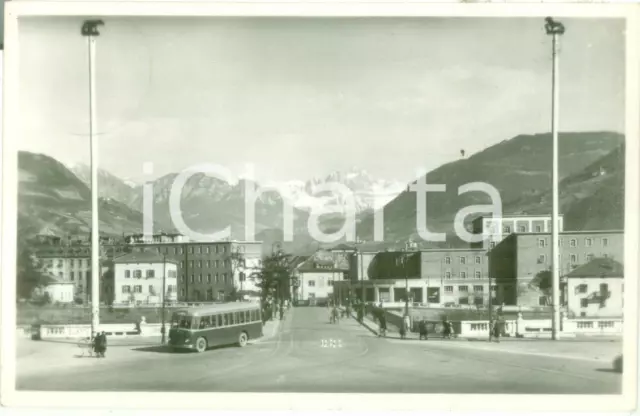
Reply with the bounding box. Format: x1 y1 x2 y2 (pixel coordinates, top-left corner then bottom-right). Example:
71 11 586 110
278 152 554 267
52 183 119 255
545 17 565 341
82 19 104 337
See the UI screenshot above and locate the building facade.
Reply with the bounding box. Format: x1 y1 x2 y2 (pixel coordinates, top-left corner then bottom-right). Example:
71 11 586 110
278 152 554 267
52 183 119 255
471 214 564 250
488 230 624 306
294 252 349 304
125 235 263 302
565 257 623 318
113 252 179 305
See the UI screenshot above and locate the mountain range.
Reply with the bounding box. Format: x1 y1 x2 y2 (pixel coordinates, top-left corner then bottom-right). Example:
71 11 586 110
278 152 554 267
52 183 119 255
19 130 625 253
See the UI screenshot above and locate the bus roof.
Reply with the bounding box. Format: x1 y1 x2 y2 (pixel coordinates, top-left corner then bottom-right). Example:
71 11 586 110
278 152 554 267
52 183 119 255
173 302 261 317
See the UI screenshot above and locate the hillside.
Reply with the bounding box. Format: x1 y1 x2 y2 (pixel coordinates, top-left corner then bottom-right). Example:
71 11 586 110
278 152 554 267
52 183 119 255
18 152 161 239
356 131 624 242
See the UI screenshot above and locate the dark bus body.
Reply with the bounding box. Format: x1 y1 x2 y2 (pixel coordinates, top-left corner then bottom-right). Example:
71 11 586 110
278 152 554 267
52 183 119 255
168 303 263 353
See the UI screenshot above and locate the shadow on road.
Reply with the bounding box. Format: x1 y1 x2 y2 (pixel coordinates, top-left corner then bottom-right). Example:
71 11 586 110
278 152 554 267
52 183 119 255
596 368 622 374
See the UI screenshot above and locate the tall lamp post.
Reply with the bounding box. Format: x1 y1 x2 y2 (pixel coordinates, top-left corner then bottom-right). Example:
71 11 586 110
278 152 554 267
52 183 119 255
82 20 104 337
545 17 565 341
161 254 167 344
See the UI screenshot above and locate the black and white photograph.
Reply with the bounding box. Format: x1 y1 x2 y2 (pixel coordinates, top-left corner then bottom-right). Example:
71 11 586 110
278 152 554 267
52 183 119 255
1 1 638 411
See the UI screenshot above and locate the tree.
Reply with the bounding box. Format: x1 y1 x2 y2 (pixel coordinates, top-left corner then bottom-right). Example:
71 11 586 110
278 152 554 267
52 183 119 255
227 246 246 298
16 240 51 300
255 250 292 309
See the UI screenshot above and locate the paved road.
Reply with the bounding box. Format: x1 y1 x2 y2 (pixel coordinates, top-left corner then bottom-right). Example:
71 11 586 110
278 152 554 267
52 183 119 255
16 307 621 393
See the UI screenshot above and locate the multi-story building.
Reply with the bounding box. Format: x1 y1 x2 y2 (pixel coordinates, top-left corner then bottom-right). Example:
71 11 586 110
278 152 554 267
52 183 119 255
471 214 564 250
488 230 624 306
294 250 349 305
565 257 623 318
421 248 490 306
125 234 263 302
113 252 178 305
32 235 129 302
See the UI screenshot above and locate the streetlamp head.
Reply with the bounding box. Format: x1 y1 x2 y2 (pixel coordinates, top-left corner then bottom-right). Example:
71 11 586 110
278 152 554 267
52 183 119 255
545 17 565 35
82 20 105 37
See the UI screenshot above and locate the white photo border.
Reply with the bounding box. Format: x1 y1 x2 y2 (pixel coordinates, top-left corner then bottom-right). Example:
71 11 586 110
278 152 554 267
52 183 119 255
1 1 638 412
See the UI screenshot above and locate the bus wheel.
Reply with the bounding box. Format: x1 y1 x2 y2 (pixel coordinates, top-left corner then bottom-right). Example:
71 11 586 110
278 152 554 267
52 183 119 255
238 332 248 347
195 337 207 353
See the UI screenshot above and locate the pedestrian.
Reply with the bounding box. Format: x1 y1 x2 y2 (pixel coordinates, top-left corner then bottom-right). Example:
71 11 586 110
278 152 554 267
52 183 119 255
418 318 428 340
99 331 108 357
492 320 501 343
399 319 407 339
378 313 387 337
403 314 411 337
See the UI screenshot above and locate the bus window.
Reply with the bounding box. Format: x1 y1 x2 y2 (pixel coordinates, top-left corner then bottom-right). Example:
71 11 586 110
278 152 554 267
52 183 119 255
228 313 235 325
220 314 227 326
199 316 210 329
179 316 193 329
210 314 218 328
238 311 245 324
244 310 250 322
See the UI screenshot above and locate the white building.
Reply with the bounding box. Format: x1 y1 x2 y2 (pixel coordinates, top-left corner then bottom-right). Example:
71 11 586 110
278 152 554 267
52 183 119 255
113 252 178 305
294 253 348 305
565 257 623 318
42 279 75 303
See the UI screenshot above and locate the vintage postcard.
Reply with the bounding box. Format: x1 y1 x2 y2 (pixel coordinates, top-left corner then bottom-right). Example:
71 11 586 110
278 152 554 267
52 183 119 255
1 0 638 412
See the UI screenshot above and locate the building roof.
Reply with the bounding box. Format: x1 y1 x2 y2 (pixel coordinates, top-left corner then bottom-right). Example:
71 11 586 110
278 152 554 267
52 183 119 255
566 257 623 278
174 302 260 316
113 251 179 265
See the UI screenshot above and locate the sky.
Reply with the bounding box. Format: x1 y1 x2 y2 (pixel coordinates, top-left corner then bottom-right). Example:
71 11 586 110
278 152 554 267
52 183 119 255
18 17 625 185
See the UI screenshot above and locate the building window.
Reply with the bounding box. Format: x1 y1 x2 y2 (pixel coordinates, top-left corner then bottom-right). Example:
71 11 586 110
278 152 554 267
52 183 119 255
206 260 211 268
475 256 481 264
578 284 588 294
222 246 227 253
197 246 201 254
538 296 547 306
206 247 211 254
458 286 468 293
580 298 588 308
445 271 451 279
518 225 526 232
146 269 155 278
189 261 194 268
180 288 185 297
602 238 609 247
473 285 483 292
491 285 497 291
570 254 578 264
538 239 546 248
122 285 131 293
198 274 203 283
444 257 451 264
585 238 593 247
149 285 155 294
239 272 246 282
168 270 177 278
189 247 194 254
70 271 75 281
535 225 542 232
174 247 178 254
133 270 142 278
444 286 453 293
460 272 467 279
537 254 546 264
190 274 195 283
586 253 594 262
70 259 75 267
580 312 586 317
180 261 184 268
134 285 142 293
179 247 184 254
308 280 316 287
474 271 481 279
459 257 466 265
503 226 511 234
490 242 496 249
570 239 577 247
215 260 220 268
207 274 212 283
198 260 202 268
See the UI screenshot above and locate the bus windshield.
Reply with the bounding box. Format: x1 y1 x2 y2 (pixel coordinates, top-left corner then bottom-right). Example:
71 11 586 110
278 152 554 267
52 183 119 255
171 312 194 329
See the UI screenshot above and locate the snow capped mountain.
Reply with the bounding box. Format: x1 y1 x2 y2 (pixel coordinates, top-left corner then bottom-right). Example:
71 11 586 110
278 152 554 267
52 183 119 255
271 168 405 213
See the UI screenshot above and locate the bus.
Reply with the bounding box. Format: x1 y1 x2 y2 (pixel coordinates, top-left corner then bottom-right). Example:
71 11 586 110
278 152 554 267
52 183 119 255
168 303 263 353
